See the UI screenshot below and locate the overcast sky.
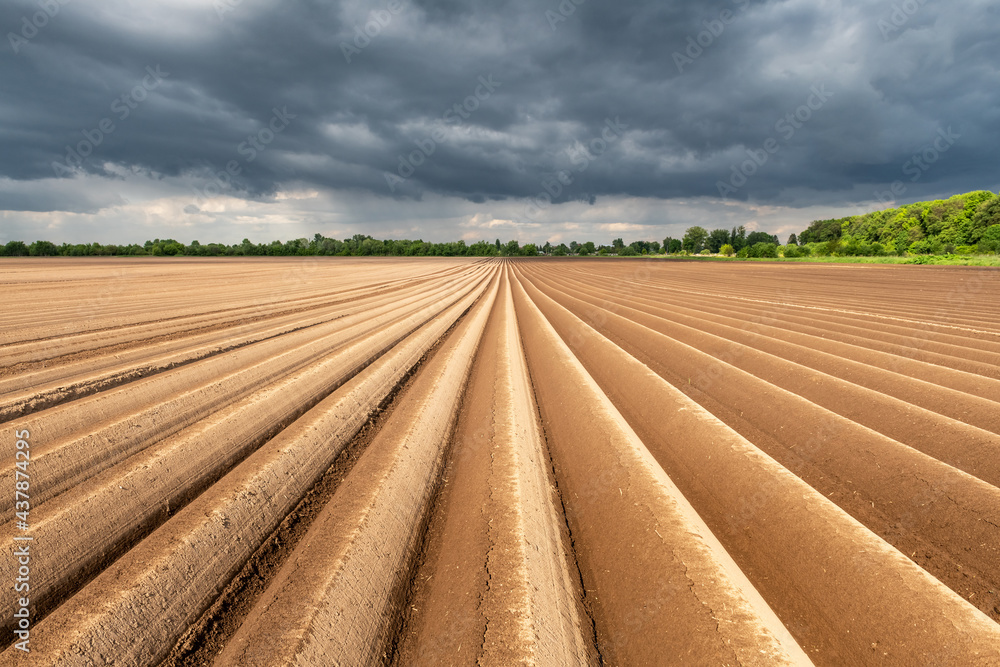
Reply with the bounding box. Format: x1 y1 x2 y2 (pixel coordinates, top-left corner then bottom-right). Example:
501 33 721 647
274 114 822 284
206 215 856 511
1 0 998 245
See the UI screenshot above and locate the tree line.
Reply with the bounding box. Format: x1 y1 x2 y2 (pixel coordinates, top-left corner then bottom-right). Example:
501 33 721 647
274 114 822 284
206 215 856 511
675 189 1000 259
3 190 997 259
0 235 662 258
795 190 1000 256
673 226 783 258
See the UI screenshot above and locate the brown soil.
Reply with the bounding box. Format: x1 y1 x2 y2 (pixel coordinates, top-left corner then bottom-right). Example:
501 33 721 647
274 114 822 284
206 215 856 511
2 257 999 666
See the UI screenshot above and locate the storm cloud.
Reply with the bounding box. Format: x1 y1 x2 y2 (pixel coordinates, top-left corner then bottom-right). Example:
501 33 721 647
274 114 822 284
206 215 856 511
1 0 998 244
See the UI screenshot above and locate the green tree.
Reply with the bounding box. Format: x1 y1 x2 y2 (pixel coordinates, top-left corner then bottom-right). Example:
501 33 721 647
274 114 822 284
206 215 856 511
707 229 730 253
729 226 747 250
682 226 708 253
240 238 262 256
2 241 29 256
978 224 1000 253
799 218 842 244
502 240 521 256
969 196 1000 243
720 244 735 256
746 231 775 246
468 240 493 256
787 233 798 246
28 240 58 256
627 240 655 255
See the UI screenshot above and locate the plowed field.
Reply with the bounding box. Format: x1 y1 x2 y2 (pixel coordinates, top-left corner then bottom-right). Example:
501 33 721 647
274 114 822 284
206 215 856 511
2 257 999 666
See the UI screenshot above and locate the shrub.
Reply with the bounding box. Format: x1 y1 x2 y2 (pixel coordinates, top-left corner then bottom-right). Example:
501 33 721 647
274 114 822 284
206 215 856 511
908 238 943 255
720 244 735 256
747 242 778 258
978 224 1000 253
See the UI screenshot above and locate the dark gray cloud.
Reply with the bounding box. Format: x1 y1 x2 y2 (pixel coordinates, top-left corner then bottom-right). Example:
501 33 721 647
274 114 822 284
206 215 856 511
1 0 998 242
